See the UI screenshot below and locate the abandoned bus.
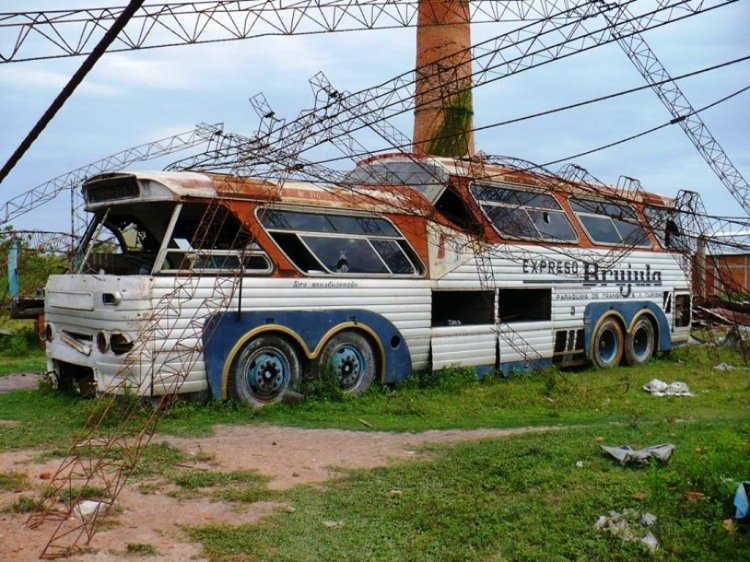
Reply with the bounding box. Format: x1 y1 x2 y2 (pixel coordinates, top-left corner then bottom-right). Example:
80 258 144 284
44 155 692 405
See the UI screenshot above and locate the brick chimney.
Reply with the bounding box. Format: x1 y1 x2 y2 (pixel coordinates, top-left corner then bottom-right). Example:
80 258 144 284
413 0 474 157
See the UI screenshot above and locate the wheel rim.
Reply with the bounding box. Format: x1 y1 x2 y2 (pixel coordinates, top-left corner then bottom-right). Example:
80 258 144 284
243 348 290 402
331 344 366 390
632 326 651 360
597 328 619 364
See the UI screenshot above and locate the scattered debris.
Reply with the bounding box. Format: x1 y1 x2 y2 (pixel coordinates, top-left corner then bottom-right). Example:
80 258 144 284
575 460 584 468
714 363 735 372
358 418 372 428
684 491 706 502
323 520 345 529
600 444 675 465
73 500 108 520
721 328 744 347
595 509 658 551
642 379 693 397
387 490 403 498
734 481 749 520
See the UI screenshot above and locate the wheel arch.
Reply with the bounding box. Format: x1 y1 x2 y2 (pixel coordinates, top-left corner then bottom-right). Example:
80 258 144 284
220 325 310 400
584 301 671 361
203 309 412 400
313 323 386 381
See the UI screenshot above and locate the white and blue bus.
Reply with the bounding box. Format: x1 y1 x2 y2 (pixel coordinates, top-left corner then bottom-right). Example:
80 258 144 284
44 154 692 405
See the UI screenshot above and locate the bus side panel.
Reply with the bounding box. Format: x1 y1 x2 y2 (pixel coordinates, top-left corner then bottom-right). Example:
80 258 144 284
203 309 413 399
233 279 432 373
498 321 555 372
583 301 671 358
431 325 496 372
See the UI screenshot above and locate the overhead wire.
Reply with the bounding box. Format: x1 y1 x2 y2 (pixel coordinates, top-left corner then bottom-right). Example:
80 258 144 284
540 79 750 168
171 0 716 170
184 53 749 175
0 0 146 184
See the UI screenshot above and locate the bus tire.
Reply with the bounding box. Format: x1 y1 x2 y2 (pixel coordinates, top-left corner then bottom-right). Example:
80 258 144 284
591 317 624 369
624 317 656 366
228 335 301 407
317 331 376 395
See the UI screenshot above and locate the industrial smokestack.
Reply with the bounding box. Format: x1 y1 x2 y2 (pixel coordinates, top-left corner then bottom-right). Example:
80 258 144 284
413 0 474 157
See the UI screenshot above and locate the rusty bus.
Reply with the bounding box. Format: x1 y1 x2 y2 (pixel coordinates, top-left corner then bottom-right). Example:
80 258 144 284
44 155 691 405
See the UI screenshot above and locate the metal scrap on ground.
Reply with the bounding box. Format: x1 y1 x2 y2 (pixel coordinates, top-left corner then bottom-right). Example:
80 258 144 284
642 379 694 397
595 509 659 551
599 444 675 465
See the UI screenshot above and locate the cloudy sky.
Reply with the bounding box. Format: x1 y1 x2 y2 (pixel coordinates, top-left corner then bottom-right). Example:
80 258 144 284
0 0 748 233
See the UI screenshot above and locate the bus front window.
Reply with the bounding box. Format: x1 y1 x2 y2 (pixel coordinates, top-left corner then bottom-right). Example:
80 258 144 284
78 202 177 275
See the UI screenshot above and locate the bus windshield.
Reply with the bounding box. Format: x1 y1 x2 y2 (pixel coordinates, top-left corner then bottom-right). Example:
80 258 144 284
78 202 269 275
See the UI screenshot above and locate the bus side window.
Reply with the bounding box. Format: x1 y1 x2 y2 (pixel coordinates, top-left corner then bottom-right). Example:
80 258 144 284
260 208 424 276
498 289 551 323
570 198 650 247
431 291 494 326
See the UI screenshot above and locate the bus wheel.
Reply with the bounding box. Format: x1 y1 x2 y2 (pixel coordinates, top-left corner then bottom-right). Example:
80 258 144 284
624 317 655 366
318 331 376 395
229 335 301 406
592 317 624 369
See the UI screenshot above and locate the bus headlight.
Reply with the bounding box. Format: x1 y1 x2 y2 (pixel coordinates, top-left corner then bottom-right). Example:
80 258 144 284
110 333 134 355
96 331 109 353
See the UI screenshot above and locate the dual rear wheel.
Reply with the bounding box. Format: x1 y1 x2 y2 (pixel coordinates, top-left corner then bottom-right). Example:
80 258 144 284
228 330 376 407
591 315 656 369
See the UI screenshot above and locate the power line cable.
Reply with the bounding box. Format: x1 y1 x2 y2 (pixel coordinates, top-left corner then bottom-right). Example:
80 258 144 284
540 81 750 168
0 0 145 185
225 53 748 172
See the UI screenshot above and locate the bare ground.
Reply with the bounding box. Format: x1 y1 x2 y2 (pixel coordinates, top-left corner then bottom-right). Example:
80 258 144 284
0 373 44 393
0 424 562 561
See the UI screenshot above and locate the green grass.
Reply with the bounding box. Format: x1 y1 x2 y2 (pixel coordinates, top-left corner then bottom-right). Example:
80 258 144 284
0 469 31 491
0 347 45 376
125 543 158 556
0 343 747 560
189 420 750 562
0 345 747 450
171 469 272 503
59 485 109 506
173 469 267 490
8 495 45 513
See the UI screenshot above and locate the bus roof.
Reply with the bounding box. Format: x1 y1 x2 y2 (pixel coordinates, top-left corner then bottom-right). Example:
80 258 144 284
82 168 435 216
83 153 675 214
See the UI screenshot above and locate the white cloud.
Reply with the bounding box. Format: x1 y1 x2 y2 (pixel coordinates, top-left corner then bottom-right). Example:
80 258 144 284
1 0 747 226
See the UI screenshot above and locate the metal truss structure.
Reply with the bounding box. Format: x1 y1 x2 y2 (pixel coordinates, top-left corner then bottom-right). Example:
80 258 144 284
0 123 222 235
3 0 735 233
0 0 581 64
29 82 344 560
593 1 750 216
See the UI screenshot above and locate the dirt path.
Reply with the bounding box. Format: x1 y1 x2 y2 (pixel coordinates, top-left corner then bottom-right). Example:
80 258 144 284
0 424 562 561
0 373 44 393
